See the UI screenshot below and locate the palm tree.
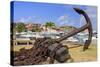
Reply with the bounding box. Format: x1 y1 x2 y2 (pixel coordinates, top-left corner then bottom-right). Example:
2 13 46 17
45 22 55 28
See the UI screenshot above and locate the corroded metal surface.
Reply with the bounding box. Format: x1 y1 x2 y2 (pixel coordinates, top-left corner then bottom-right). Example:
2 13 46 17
13 38 70 65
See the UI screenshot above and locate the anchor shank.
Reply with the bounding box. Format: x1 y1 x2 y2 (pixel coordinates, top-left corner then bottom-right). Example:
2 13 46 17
57 24 89 42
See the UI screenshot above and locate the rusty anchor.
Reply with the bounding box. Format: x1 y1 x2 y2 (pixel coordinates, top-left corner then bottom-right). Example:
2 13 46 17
57 8 93 51
12 8 93 65
46 8 93 63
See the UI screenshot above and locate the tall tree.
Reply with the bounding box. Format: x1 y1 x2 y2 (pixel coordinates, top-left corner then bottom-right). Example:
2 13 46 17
45 22 55 28
15 22 26 33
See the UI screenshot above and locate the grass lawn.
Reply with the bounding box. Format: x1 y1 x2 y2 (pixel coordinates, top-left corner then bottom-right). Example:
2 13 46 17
69 44 97 62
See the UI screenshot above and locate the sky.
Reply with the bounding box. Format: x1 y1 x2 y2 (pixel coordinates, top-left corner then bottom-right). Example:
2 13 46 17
11 1 97 31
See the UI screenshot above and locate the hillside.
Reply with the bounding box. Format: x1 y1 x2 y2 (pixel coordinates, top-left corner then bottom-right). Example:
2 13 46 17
60 26 77 32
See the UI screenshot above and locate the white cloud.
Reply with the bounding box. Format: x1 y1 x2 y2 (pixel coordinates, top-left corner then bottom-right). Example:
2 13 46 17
27 16 32 21
58 15 68 22
56 15 69 26
17 16 36 23
18 18 25 22
57 15 77 26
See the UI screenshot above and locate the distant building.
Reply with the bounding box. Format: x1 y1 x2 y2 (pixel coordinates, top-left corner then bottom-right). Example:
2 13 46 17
25 23 41 32
41 25 47 31
26 23 33 31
